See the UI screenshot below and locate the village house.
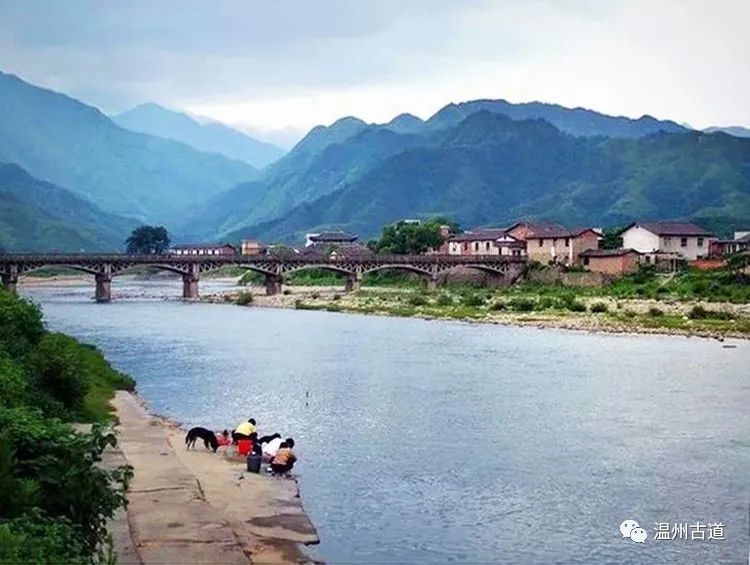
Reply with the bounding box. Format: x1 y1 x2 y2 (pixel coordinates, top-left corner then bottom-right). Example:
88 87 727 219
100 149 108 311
446 229 526 256
240 239 264 255
580 248 641 276
522 227 601 265
305 231 358 247
170 243 236 256
709 230 750 257
620 221 715 261
426 225 455 254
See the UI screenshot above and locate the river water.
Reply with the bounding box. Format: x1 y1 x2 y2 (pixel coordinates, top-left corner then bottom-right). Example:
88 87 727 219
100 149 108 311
22 280 750 563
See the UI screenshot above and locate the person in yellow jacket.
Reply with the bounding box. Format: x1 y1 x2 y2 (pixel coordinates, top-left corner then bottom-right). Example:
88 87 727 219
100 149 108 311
232 418 256 443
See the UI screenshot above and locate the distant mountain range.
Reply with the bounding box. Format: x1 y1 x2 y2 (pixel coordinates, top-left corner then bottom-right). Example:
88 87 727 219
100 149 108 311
703 125 750 138
0 163 134 251
0 71 256 225
113 103 285 168
186 104 750 243
2 69 750 251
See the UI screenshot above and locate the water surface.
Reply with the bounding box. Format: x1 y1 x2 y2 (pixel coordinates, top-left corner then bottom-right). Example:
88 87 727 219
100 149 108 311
23 282 750 563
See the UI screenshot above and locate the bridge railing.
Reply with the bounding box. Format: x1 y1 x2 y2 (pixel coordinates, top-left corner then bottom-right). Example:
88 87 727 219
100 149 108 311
0 253 527 264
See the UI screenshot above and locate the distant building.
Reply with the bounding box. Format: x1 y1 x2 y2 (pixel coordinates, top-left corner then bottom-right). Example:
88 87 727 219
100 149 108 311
425 225 455 254
620 221 715 260
709 231 750 257
305 231 358 247
446 229 526 256
580 248 641 276
170 243 236 256
523 228 601 265
240 240 264 255
505 222 566 242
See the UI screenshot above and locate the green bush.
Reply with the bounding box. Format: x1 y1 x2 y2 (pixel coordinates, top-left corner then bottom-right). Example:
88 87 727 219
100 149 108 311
490 301 506 311
26 334 89 419
435 293 453 306
0 407 131 557
590 302 608 313
537 297 556 310
408 294 428 306
235 291 254 305
508 298 535 312
462 293 485 307
688 305 733 320
0 511 89 564
0 291 45 358
332 293 342 301
566 300 587 312
648 307 664 317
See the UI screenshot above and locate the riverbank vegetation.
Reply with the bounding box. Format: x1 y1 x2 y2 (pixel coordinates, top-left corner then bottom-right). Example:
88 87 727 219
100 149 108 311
275 264 750 338
0 290 134 563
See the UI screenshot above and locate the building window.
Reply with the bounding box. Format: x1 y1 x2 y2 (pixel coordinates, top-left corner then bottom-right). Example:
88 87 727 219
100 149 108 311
485 241 490 251
681 238 688 247
583 257 589 266
565 238 570 247
538 239 544 247
697 237 704 247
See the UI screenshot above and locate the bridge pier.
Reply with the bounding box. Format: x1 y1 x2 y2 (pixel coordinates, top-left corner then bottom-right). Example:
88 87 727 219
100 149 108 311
95 274 112 303
344 273 362 292
1 273 18 294
265 275 283 296
182 275 199 300
423 275 438 292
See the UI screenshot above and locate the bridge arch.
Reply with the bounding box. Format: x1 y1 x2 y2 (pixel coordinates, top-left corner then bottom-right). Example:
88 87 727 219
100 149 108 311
16 263 101 276
362 264 433 278
283 264 354 277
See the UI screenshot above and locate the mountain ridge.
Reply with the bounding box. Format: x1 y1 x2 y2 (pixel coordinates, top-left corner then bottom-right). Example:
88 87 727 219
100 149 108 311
113 103 285 168
0 70 257 224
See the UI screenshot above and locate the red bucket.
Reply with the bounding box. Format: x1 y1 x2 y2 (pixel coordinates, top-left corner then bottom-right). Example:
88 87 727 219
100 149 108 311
237 439 252 456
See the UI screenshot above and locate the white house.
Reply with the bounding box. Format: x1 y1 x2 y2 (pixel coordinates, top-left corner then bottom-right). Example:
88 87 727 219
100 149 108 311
446 229 526 256
620 222 715 260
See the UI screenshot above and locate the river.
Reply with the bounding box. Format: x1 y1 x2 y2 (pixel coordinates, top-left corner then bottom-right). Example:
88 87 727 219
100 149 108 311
22 280 750 563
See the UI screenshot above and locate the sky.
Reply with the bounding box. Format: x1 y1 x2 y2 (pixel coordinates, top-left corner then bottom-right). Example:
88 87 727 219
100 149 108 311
1 0 748 147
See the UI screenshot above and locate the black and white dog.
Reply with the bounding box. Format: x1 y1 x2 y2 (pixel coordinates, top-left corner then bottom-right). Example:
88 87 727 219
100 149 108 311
185 426 219 452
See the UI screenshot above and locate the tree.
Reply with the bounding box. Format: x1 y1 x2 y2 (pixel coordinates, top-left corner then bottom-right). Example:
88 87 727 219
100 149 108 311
125 226 170 255
600 227 624 250
371 217 459 255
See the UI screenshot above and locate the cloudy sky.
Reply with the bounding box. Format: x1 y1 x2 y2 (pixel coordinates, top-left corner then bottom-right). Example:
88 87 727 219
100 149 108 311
1 0 748 146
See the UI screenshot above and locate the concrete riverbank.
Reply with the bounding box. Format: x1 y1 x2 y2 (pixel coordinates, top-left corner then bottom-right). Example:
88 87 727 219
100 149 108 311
108 391 319 564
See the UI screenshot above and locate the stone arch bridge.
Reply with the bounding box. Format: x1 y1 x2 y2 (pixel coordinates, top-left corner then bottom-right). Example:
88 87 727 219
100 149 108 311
0 254 527 302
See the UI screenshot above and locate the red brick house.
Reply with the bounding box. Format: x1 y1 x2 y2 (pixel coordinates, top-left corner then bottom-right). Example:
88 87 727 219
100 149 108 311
580 248 641 276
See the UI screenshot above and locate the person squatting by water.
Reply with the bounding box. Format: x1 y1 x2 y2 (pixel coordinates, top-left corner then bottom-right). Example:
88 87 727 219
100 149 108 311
270 438 297 475
232 418 256 442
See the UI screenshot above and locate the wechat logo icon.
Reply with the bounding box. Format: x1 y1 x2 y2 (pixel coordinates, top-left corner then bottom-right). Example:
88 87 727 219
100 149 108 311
621 519 647 543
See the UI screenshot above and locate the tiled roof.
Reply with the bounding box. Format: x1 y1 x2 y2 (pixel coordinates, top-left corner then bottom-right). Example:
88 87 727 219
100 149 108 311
626 221 714 236
449 228 510 242
580 248 640 257
506 222 564 234
525 227 600 239
171 243 235 250
308 231 358 242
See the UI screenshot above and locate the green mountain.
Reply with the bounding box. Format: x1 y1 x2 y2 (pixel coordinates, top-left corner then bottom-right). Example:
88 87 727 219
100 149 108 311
185 98 698 242
217 112 750 242
113 103 285 168
181 122 422 239
0 71 256 224
0 163 135 252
